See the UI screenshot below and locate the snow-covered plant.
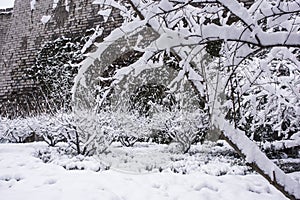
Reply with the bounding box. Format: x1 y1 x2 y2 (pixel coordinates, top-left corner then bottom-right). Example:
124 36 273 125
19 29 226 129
0 114 72 146
129 83 176 117
110 110 151 147
72 0 300 198
151 107 208 153
36 113 72 147
0 116 42 143
235 51 300 143
225 52 300 159
73 110 115 156
25 30 95 112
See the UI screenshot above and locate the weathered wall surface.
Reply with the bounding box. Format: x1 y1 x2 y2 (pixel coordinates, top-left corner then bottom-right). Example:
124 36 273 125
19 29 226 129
0 0 122 115
0 8 13 64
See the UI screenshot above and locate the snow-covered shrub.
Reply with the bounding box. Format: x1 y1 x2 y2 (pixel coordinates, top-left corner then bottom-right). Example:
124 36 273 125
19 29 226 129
0 116 42 143
149 129 173 144
151 108 209 153
25 30 96 112
229 49 300 144
128 83 177 144
129 83 176 117
0 114 73 145
36 113 73 147
261 132 300 159
111 110 151 147
73 110 115 156
35 145 110 172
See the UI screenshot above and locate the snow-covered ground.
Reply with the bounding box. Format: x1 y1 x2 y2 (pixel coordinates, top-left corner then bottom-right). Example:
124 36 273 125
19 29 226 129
0 142 299 200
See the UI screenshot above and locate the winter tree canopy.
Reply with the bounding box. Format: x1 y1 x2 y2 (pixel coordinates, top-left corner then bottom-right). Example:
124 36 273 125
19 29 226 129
72 0 300 199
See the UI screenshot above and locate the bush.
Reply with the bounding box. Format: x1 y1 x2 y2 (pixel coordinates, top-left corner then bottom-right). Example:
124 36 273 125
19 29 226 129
110 110 151 147
25 30 95 112
151 107 209 153
73 110 115 156
0 116 42 143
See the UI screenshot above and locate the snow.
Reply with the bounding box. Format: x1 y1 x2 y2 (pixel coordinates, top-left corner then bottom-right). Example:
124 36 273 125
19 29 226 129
41 15 51 24
98 9 112 22
218 0 256 27
53 0 59 9
30 0 36 11
93 0 128 14
263 139 300 151
81 26 103 54
65 0 69 12
52 0 69 11
0 142 298 200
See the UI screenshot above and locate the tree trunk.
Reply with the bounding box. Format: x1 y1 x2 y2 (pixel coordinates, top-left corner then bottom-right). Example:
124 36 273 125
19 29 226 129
218 123 300 200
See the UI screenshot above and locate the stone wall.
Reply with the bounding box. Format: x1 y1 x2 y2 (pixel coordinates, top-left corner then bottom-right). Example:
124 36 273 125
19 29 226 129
0 0 122 116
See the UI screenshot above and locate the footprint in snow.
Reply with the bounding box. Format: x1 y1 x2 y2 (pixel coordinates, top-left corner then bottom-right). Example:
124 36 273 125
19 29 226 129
152 183 161 189
0 174 24 182
18 163 26 167
193 183 218 192
44 178 57 185
247 184 270 194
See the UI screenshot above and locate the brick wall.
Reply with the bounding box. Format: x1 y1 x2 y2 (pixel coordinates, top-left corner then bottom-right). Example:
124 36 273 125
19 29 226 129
0 0 122 116
0 8 13 64
0 8 13 112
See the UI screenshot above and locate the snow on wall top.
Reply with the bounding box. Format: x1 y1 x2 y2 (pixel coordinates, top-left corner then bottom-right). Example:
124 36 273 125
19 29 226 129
0 8 13 14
